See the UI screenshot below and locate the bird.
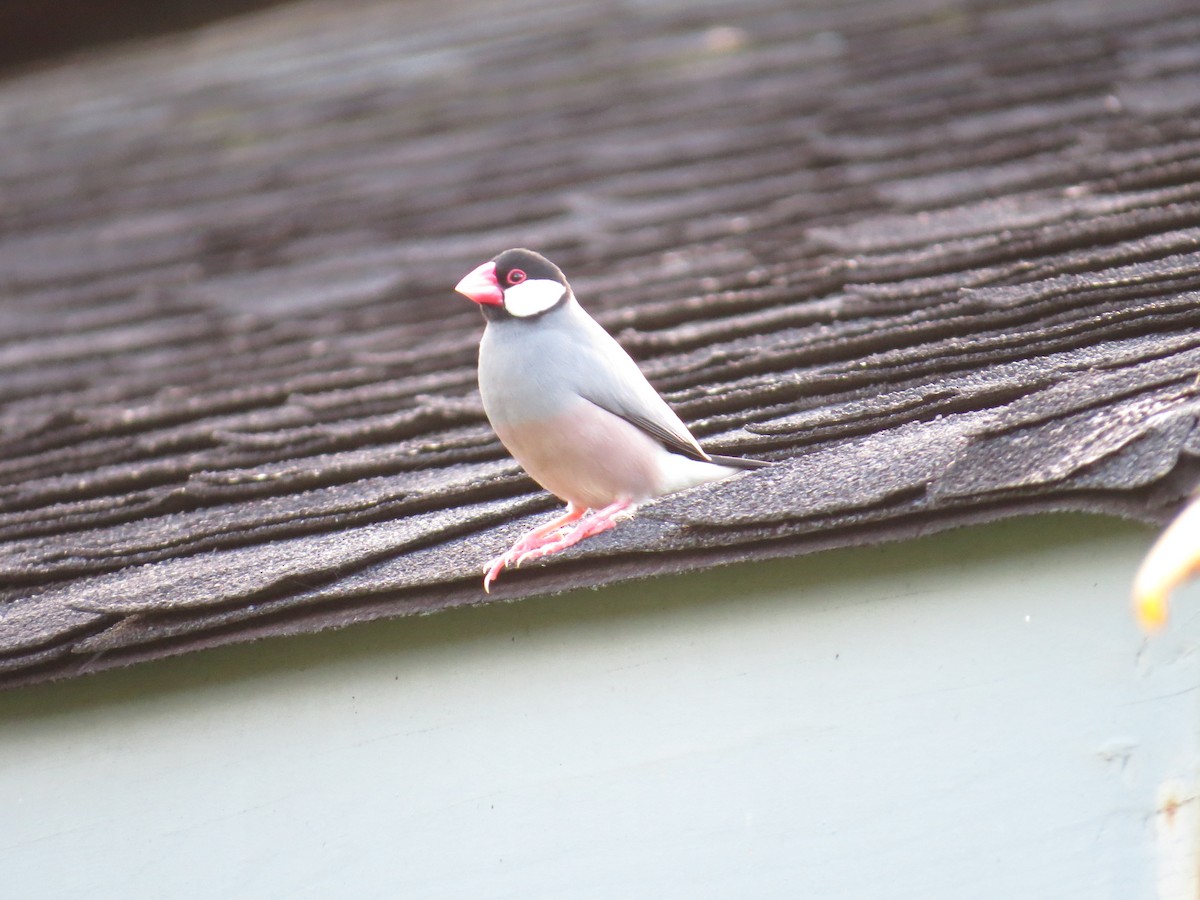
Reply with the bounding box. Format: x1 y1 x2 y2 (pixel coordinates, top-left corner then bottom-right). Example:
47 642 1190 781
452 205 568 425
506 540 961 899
454 248 770 591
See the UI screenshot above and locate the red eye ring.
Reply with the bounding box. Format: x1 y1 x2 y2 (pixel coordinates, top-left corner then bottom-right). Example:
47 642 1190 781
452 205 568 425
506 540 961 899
505 269 527 286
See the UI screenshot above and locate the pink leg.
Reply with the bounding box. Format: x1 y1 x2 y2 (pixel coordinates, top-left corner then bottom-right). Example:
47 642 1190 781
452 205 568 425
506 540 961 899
483 504 585 592
513 499 637 568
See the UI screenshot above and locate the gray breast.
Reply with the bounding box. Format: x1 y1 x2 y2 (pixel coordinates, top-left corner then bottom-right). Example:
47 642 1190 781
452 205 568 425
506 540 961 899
478 298 597 431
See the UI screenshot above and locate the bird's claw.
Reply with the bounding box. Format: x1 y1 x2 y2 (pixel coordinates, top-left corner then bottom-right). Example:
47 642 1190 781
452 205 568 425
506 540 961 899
481 500 635 591
512 535 572 569
482 558 505 594
481 523 575 592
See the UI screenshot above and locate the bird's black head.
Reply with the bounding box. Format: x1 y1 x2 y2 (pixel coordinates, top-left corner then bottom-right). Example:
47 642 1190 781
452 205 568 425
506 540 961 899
454 248 571 322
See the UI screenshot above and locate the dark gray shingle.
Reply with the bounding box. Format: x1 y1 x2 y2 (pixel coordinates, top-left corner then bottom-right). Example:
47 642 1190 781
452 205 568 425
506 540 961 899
1 0 1199 686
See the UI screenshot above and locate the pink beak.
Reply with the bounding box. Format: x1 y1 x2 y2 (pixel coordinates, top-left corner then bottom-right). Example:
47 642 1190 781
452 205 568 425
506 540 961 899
454 260 504 306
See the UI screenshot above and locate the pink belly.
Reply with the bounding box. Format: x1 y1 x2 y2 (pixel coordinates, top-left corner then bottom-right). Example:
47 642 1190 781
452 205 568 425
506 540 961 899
493 402 664 509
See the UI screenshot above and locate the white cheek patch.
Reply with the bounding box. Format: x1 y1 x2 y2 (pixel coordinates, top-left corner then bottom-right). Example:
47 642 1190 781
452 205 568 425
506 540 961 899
504 279 565 317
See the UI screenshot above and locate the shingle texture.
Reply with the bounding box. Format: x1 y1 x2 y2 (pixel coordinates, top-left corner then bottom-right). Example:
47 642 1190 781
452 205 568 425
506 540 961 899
2 0 1199 685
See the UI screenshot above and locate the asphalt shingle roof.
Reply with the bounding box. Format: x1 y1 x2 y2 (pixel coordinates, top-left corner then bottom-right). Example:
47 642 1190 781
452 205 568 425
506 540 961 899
2 0 1199 686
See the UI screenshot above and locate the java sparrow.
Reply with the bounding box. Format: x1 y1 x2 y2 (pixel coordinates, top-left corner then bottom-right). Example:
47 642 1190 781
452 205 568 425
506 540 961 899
454 248 769 591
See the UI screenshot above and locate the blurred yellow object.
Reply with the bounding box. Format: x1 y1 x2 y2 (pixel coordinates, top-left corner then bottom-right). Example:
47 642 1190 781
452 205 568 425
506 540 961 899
1133 493 1200 633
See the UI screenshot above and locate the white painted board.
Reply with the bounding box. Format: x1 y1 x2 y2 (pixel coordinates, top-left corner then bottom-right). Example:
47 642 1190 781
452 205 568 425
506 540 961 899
1 515 1196 898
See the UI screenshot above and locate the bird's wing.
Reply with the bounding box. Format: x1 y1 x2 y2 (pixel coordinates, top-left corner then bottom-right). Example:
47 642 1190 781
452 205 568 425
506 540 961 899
589 395 712 463
568 308 711 464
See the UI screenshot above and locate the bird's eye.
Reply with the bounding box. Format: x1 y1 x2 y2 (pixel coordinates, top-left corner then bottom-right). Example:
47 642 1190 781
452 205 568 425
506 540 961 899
506 269 527 286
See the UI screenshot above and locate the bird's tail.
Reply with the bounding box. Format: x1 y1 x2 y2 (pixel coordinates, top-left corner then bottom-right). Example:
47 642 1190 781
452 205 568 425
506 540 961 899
708 454 772 470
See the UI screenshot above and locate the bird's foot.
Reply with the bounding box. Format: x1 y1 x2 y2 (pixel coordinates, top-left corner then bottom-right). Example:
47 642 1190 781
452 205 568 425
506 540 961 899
483 504 585 592
512 499 637 568
482 500 638 591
